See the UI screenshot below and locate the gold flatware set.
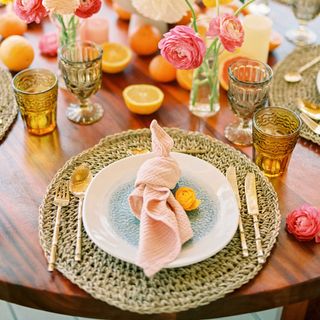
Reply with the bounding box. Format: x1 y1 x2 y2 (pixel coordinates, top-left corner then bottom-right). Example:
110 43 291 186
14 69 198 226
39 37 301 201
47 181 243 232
48 164 92 271
227 167 265 264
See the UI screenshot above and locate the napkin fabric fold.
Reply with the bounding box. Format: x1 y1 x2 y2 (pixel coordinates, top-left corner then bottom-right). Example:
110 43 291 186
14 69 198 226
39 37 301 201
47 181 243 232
129 120 193 277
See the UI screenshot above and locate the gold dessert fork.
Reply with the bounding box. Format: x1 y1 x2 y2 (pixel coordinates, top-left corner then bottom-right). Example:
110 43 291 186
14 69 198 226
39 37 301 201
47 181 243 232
48 180 70 271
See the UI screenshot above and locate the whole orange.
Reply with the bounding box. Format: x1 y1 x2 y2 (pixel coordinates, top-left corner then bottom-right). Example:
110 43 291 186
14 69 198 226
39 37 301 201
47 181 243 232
149 55 176 83
129 25 161 56
176 69 193 90
112 2 131 21
0 12 27 38
0 35 34 71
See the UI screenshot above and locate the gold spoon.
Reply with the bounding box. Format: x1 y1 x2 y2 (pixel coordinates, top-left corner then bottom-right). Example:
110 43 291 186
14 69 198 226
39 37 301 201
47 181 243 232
69 164 93 261
284 55 320 83
296 99 320 121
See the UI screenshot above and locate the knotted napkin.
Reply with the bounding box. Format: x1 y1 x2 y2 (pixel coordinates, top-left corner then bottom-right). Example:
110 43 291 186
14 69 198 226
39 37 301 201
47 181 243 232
128 120 193 277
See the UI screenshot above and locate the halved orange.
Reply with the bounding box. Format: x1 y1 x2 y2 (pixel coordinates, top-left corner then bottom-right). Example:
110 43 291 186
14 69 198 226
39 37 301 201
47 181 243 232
123 84 164 115
101 42 132 74
176 69 193 91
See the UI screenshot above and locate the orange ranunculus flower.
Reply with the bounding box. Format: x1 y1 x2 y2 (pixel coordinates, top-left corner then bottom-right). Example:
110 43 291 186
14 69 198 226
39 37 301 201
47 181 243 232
175 186 201 211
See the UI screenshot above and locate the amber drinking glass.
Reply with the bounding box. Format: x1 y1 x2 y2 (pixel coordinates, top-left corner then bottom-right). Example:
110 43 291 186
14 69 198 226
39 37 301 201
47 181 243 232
253 107 301 177
59 41 103 125
225 59 273 146
12 68 58 136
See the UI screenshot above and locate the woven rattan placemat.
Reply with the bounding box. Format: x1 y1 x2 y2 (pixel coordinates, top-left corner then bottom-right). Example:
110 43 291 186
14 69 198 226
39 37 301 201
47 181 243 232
0 69 18 142
269 45 320 145
39 128 281 314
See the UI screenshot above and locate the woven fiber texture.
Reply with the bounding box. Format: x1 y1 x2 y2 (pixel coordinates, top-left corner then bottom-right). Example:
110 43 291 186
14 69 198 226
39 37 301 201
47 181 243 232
269 45 320 146
0 69 18 142
39 128 281 314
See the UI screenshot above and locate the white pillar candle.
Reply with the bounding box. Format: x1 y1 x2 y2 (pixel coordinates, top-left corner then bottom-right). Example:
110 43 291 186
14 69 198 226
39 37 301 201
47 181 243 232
240 14 273 64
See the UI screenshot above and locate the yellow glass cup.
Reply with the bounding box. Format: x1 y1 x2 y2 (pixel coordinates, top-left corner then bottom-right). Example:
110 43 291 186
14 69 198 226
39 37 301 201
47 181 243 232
253 107 301 177
12 68 58 136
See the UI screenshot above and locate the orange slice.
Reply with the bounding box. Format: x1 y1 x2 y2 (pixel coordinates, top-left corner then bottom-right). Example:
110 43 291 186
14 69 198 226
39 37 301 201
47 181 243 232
123 84 164 115
101 42 132 74
176 69 193 91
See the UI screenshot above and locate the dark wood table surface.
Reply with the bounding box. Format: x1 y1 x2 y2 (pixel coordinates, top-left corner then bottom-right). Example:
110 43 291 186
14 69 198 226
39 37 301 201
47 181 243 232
1 1 320 319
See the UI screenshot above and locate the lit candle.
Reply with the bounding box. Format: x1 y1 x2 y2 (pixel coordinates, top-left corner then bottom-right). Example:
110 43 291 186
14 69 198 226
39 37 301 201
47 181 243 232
79 17 109 45
240 15 273 63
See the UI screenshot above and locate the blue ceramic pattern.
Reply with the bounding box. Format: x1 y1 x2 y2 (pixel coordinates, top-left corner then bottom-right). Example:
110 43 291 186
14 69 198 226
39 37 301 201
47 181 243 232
109 177 218 247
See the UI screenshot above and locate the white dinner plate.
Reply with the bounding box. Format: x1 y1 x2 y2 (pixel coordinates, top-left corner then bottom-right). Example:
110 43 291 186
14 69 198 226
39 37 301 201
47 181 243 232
83 152 239 268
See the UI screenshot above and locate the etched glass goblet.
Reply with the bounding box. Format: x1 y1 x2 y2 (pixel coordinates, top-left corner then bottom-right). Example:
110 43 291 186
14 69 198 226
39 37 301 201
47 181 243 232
224 59 273 146
285 0 320 46
59 41 103 125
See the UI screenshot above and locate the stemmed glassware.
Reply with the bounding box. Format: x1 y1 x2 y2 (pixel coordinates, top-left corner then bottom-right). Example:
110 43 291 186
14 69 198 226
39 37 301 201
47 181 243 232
59 41 103 125
224 59 273 146
285 0 320 46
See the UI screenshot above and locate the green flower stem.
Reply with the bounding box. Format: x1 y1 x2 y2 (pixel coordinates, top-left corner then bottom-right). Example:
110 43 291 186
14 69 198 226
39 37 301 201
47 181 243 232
185 0 198 33
234 0 255 16
216 0 220 16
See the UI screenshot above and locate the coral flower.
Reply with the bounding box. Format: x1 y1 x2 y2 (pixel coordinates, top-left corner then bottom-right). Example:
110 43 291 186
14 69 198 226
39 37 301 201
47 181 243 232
207 13 244 52
159 25 206 70
286 204 320 242
75 0 102 19
14 0 48 24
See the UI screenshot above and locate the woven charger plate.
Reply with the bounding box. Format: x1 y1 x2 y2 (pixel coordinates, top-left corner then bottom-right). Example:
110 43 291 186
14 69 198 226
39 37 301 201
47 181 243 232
0 69 18 142
269 45 320 145
39 128 281 314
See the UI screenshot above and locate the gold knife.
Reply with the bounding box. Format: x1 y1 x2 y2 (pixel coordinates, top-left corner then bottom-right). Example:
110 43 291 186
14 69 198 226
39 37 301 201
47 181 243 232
226 166 249 257
245 172 265 264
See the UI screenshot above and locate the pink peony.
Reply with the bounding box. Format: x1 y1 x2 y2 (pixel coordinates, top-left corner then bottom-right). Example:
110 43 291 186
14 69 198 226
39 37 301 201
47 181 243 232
286 204 320 242
207 14 244 52
14 0 48 24
75 0 102 18
158 25 206 70
39 32 58 57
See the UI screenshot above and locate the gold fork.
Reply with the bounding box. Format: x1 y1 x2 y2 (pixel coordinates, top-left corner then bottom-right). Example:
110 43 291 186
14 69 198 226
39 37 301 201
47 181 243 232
48 180 70 272
300 113 320 135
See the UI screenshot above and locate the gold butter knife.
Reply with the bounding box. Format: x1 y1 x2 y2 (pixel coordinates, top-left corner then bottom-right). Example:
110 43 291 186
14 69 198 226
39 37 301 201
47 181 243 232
226 166 249 258
245 172 265 264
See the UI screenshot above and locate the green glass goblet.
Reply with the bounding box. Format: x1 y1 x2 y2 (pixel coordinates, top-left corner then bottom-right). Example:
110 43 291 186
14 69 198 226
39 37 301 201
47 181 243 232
59 41 103 125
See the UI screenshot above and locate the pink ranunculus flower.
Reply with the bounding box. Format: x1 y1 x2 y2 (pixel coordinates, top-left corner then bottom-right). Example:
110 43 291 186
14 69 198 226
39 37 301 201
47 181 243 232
207 13 244 52
39 32 58 57
75 0 102 18
14 0 48 24
286 204 320 242
158 25 206 70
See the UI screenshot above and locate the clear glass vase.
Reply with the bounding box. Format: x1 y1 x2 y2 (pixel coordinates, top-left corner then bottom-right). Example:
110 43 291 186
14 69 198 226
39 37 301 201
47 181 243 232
52 14 79 89
189 49 220 118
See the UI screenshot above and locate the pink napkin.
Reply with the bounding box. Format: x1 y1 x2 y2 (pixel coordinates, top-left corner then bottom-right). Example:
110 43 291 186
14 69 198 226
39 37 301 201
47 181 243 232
128 120 193 277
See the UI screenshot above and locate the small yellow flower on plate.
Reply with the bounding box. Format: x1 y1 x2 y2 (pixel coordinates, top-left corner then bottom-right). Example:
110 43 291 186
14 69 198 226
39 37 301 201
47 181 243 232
175 186 201 211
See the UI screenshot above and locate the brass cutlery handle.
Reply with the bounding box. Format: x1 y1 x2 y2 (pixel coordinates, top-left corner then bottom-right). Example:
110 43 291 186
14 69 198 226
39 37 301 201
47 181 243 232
48 205 62 271
75 197 83 261
238 216 249 257
252 214 265 264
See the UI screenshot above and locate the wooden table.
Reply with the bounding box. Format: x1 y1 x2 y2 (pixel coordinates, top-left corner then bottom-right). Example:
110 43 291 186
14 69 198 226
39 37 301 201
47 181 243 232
1 1 320 319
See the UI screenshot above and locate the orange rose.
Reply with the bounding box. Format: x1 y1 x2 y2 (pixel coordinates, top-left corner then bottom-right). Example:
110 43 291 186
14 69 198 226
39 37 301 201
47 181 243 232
175 186 201 211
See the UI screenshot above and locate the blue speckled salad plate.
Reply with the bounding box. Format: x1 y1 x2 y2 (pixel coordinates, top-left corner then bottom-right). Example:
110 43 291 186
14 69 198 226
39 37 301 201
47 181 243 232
83 152 239 268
